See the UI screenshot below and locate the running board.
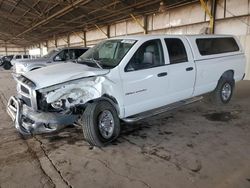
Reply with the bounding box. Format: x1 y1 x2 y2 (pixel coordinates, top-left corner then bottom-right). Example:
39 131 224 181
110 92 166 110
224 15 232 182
122 96 203 123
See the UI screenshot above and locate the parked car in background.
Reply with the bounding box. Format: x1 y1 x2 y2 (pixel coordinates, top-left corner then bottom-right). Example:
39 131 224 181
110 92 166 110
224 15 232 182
7 35 246 147
10 54 38 66
1 55 36 70
1 55 14 70
0 57 3 66
14 47 89 74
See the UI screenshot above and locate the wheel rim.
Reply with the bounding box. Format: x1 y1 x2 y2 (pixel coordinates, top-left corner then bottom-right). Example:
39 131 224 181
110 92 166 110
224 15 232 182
221 83 232 101
98 110 115 139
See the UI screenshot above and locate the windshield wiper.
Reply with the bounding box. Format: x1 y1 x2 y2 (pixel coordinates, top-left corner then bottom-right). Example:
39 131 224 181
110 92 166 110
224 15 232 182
81 58 103 69
91 58 103 69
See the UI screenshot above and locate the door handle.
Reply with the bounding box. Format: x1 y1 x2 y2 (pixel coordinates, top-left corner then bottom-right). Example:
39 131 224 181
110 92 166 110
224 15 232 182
157 72 168 77
186 67 194 71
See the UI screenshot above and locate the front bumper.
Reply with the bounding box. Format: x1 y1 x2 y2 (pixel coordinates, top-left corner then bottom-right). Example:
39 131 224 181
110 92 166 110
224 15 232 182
7 96 78 135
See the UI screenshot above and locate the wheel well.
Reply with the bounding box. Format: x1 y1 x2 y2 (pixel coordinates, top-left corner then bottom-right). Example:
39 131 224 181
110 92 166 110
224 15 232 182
221 70 234 80
87 94 120 115
30 67 41 71
101 94 118 105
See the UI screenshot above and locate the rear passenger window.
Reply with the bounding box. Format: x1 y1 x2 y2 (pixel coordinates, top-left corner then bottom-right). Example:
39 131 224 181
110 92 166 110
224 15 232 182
164 38 188 64
196 37 239 56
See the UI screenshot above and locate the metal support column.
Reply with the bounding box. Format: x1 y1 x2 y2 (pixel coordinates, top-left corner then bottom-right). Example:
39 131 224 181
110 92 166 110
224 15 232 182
54 35 57 48
211 0 217 34
200 0 214 33
83 31 87 47
4 41 7 56
144 15 148 34
67 33 70 47
223 0 227 18
107 25 110 38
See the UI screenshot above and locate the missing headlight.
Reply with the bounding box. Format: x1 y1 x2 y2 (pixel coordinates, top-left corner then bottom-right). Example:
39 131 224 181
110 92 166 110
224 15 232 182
51 99 66 110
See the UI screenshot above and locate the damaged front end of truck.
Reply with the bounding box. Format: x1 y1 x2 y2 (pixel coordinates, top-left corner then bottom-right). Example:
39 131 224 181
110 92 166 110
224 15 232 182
7 64 109 135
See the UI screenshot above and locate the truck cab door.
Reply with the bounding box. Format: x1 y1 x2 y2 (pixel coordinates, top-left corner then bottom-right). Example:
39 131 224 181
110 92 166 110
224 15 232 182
120 39 169 117
163 37 196 103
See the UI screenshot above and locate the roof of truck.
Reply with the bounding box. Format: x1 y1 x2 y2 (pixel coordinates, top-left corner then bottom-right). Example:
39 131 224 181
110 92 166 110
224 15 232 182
112 34 236 40
112 34 243 61
60 47 89 50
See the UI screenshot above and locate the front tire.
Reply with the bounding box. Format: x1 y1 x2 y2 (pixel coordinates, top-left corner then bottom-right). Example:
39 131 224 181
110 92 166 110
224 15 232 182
81 100 120 147
210 78 234 104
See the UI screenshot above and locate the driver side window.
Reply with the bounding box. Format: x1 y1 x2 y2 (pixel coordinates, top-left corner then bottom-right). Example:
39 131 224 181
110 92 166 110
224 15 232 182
125 39 164 72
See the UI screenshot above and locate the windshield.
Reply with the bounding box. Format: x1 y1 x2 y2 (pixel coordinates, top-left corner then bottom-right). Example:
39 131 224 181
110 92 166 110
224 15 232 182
42 49 60 58
78 39 137 69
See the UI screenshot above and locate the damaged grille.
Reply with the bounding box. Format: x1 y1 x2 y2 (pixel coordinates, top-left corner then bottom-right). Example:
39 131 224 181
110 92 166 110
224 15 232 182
20 95 32 107
20 85 29 94
19 76 36 88
17 76 37 109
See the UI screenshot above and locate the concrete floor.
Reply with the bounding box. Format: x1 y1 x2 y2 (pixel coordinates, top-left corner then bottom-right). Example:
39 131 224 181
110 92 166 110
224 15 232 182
0 70 250 188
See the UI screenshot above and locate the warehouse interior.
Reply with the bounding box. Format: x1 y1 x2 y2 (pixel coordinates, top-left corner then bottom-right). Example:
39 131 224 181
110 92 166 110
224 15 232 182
0 1 250 188
0 0 250 78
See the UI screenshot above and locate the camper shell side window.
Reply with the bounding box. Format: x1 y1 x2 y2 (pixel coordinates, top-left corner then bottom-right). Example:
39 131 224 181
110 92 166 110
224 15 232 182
196 37 239 56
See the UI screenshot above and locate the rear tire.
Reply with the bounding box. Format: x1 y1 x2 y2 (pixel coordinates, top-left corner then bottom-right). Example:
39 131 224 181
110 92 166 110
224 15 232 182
81 100 120 147
210 77 234 105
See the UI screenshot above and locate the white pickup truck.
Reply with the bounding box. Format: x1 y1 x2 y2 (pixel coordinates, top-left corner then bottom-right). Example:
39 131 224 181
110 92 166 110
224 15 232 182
7 34 246 147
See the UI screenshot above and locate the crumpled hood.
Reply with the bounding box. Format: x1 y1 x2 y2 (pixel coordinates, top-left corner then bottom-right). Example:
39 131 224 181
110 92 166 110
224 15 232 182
23 62 109 89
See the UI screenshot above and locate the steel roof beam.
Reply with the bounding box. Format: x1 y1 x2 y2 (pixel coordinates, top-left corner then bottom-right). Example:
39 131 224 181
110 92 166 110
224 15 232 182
14 0 91 38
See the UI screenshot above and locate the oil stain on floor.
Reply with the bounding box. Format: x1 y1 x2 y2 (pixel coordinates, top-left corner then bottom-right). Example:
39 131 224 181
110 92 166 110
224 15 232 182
203 111 238 122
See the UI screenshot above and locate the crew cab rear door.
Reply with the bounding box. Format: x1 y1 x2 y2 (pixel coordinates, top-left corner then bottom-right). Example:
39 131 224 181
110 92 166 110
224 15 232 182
163 37 196 102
